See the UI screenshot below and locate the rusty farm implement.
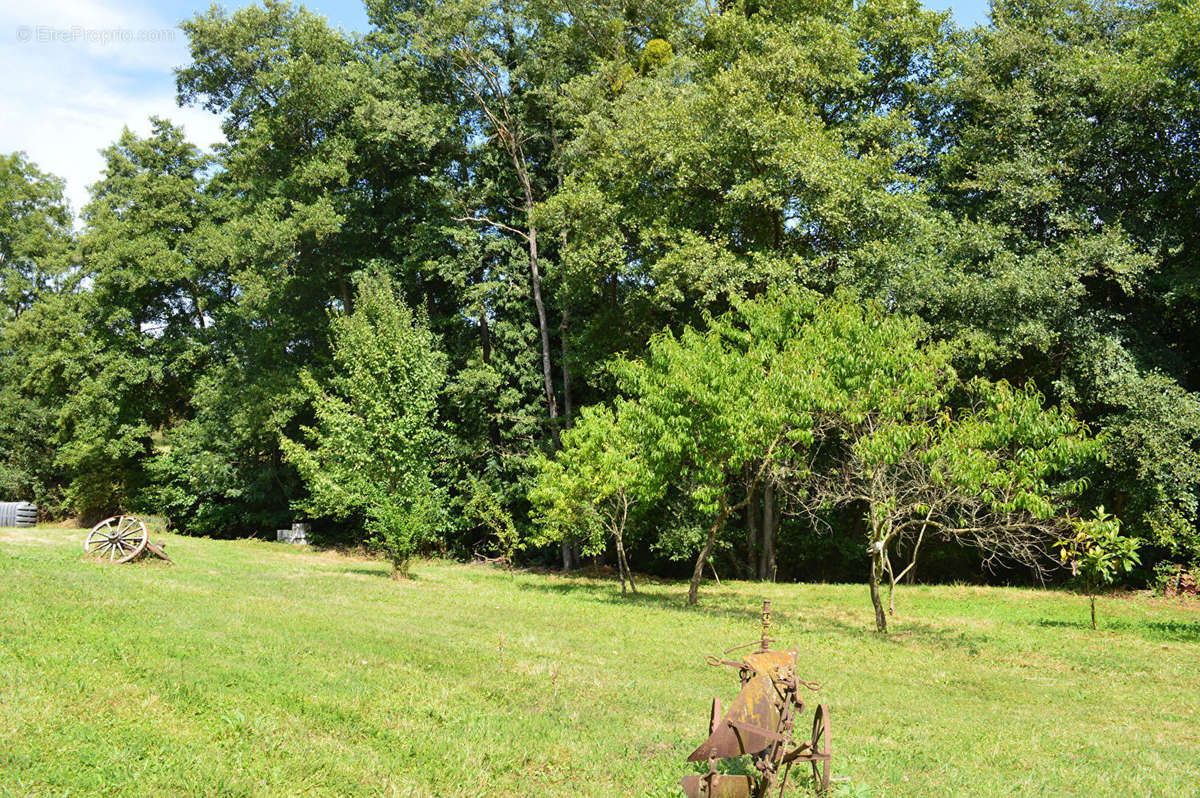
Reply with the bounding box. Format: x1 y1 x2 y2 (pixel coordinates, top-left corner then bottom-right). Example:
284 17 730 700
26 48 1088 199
682 600 831 797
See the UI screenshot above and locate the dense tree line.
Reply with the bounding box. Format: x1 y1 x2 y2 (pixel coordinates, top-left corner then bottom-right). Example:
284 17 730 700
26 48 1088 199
2 0 1198 592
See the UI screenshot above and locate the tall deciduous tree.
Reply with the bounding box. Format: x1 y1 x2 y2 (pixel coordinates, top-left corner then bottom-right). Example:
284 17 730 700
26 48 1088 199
169 1 451 536
282 276 449 576
0 153 74 322
0 153 75 509
910 0 1200 559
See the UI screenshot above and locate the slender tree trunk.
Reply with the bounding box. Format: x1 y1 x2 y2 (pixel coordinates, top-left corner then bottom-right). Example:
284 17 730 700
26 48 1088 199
769 500 779 581
186 281 207 331
690 501 738 605
745 480 759 578
870 544 888 634
525 184 566 561
616 532 636 596
1090 593 1097 630
560 309 572 429
689 517 722 605
462 54 559 448
759 482 777 581
509 142 559 448
524 220 560 449
618 549 627 597
554 127 572 434
690 439 779 604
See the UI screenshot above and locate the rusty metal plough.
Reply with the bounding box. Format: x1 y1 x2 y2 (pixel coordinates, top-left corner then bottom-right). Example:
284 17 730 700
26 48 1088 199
682 601 831 797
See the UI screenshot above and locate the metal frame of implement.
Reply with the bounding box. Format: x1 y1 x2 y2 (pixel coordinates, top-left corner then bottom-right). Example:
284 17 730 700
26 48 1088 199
84 515 172 563
682 600 831 798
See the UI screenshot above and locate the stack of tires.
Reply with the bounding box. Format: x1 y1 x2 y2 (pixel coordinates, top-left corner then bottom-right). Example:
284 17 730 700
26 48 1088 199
0 502 37 527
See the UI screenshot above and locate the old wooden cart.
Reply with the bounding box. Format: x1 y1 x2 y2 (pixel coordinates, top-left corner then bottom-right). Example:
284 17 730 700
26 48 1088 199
84 515 172 563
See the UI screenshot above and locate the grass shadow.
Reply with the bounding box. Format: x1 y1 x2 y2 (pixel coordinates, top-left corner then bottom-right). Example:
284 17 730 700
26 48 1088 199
513 575 771 625
343 567 394 578
1035 617 1200 642
513 573 1000 652
334 566 423 582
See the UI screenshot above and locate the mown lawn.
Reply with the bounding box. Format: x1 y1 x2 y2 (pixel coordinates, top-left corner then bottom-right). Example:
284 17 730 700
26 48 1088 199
1 526 1197 797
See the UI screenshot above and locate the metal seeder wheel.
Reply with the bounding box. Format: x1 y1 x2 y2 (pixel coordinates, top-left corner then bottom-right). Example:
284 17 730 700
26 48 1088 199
84 516 171 563
681 600 832 798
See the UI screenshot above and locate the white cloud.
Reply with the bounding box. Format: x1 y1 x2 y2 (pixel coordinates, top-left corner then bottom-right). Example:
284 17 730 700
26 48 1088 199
0 0 226 222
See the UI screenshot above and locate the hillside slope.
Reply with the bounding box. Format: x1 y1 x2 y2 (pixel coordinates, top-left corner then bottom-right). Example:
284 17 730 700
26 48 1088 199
1 527 1197 796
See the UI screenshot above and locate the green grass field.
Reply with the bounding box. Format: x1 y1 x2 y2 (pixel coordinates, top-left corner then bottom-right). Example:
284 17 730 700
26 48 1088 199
1 526 1197 797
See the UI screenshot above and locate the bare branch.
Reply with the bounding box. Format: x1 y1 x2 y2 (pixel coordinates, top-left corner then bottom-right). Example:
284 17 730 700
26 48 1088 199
453 215 530 241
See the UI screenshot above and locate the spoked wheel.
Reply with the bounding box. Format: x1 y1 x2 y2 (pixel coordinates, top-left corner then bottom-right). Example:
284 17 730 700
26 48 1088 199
84 516 148 563
810 704 831 795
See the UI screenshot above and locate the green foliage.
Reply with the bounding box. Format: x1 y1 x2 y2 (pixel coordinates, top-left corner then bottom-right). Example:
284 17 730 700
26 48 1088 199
170 0 455 538
914 0 1200 557
55 119 216 521
532 405 634 551
1057 506 1142 629
281 276 449 575
530 403 648 591
638 38 673 75
0 153 76 509
542 290 1106 617
0 152 73 322
0 294 78 513
144 364 305 536
3 0 1199 584
463 475 523 562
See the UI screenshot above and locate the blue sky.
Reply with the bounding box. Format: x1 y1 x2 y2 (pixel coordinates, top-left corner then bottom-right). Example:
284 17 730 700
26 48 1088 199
1 0 990 218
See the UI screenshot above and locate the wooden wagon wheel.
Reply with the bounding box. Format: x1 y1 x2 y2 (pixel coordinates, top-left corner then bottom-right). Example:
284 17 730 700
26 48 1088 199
809 704 831 795
84 516 148 563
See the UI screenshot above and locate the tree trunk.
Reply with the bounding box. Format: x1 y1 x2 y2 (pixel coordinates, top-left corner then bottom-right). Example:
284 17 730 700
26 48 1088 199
561 540 578 571
525 222 560 449
616 532 636 596
745 481 759 579
187 280 207 331
870 547 888 634
759 482 777 582
560 309 572 429
689 516 721 605
690 499 740 605
689 442 777 604
1090 593 1097 630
